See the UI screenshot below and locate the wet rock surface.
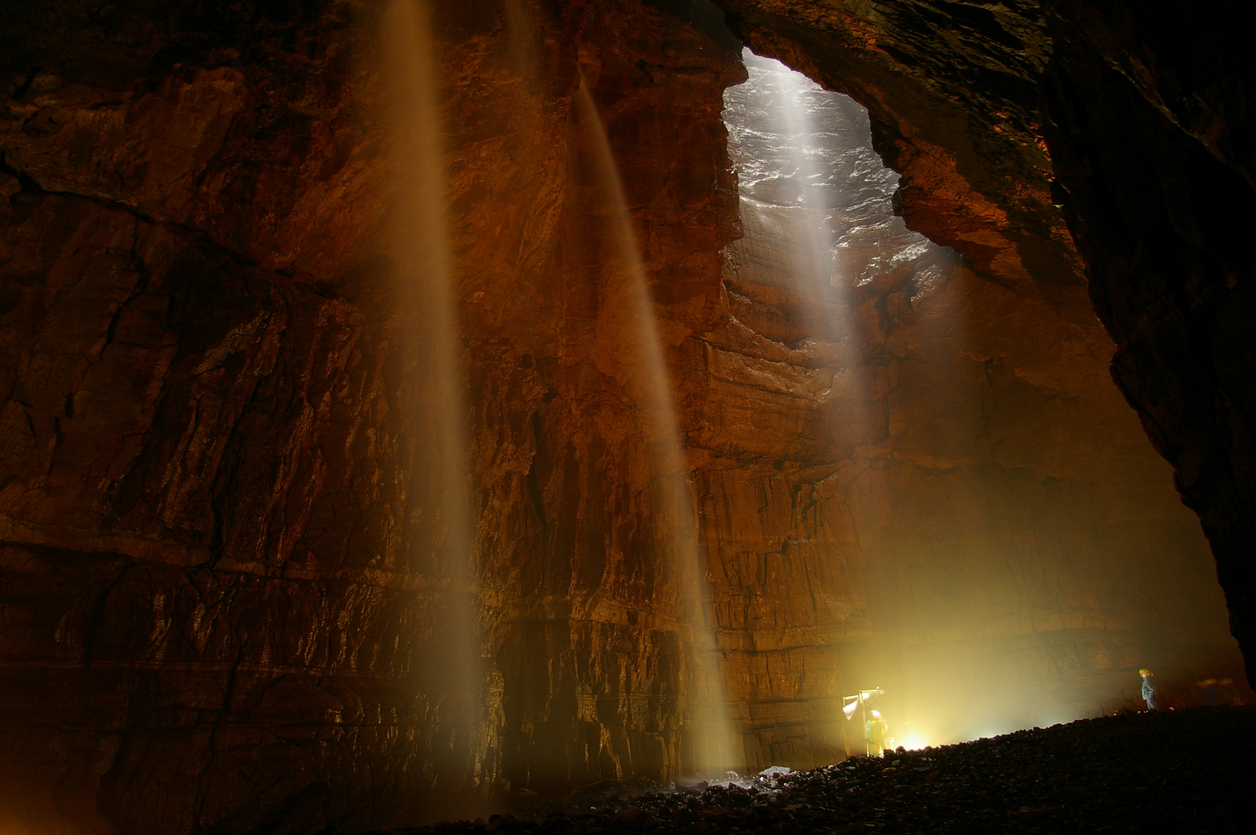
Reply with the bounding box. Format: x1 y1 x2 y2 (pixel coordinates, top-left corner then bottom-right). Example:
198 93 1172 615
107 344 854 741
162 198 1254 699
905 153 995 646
713 0 1080 290
0 1 755 829
709 44 1237 769
325 706 1256 834
1 0 1253 832
713 0 1256 696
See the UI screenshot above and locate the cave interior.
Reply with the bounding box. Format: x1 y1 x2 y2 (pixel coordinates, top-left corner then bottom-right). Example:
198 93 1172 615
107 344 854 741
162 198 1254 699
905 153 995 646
1 0 1254 832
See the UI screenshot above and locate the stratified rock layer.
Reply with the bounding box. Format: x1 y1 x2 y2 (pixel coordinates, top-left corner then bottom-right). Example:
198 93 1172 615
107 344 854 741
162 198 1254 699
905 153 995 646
0 1 749 831
0 0 1250 833
0 2 454 830
712 0 1256 690
706 51 1234 766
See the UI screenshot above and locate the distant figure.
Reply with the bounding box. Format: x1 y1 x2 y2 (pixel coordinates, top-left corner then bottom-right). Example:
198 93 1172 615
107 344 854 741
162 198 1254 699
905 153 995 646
1200 678 1221 706
1140 669 1159 711
866 710 888 756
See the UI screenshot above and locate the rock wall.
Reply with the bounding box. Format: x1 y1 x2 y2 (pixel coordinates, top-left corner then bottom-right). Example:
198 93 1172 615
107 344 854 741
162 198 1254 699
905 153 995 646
0 2 433 831
712 0 1256 688
474 0 746 799
706 50 1236 766
1038 0 1256 686
0 0 750 831
712 0 1081 289
0 0 1250 832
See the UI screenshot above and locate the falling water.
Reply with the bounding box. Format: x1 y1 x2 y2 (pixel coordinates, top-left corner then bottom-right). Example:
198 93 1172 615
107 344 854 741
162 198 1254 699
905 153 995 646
724 51 1182 751
504 0 536 81
722 50 953 758
723 51 906 457
381 0 484 807
733 54 837 288
571 80 739 777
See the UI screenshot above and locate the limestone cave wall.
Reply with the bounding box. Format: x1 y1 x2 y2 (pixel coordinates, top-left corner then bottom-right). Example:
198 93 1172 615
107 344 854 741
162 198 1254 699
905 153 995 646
0 0 1250 833
0 1 752 831
1039 0 1256 687
712 0 1256 686
709 49 1234 763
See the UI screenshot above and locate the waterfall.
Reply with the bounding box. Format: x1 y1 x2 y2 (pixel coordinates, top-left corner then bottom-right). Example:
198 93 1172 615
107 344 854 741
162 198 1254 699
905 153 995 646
571 79 739 777
382 0 485 807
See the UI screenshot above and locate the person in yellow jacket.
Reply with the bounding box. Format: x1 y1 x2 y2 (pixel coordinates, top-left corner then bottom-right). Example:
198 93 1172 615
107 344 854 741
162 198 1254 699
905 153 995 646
865 710 888 756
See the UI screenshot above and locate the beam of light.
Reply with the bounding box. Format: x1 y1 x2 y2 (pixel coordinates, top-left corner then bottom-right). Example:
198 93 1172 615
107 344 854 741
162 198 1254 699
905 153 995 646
382 0 485 809
723 49 889 767
724 49 890 463
738 52 836 289
572 79 739 778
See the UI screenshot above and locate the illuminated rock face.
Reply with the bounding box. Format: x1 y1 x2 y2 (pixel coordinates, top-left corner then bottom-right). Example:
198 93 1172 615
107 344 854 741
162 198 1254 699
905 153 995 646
0 0 1250 832
0 1 748 830
712 0 1256 691
711 50 1235 763
712 0 1080 290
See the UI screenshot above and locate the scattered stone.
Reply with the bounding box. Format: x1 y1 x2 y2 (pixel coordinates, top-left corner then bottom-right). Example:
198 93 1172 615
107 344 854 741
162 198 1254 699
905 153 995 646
318 707 1256 834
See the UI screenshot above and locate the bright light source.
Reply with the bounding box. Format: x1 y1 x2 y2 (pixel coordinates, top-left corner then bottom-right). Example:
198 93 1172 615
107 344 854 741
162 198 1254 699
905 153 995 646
901 734 928 751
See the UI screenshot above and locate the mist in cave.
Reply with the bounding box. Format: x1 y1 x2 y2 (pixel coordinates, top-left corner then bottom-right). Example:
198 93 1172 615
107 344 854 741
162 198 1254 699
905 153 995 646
721 48 1242 754
570 77 737 777
1 0 1253 831
723 49 899 458
382 0 485 798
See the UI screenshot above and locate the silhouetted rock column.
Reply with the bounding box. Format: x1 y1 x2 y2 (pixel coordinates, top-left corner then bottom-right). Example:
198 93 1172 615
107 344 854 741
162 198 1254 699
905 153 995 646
1039 0 1256 686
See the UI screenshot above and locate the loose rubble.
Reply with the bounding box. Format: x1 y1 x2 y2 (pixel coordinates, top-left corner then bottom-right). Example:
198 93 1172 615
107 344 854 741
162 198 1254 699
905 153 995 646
320 706 1256 834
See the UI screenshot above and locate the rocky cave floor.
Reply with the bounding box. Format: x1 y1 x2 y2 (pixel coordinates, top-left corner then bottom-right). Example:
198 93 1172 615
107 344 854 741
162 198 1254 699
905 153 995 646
321 706 1256 834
